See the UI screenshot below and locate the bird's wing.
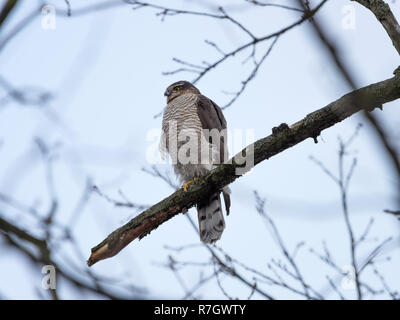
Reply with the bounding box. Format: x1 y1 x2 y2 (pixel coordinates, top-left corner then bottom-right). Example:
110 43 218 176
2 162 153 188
196 94 230 215
197 95 226 130
196 94 228 162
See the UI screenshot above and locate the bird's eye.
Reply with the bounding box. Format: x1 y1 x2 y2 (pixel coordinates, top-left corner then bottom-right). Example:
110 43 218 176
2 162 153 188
174 87 180 92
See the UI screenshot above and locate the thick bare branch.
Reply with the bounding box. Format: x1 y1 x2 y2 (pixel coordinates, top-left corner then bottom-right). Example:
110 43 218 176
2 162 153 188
88 73 400 266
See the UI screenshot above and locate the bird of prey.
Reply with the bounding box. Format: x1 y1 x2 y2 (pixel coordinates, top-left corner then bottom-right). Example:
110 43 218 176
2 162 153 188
160 80 231 243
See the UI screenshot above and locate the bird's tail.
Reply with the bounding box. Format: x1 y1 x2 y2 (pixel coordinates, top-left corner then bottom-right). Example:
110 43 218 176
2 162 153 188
197 192 226 243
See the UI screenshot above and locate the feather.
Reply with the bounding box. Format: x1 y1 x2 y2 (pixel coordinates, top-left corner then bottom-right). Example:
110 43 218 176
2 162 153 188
197 192 225 243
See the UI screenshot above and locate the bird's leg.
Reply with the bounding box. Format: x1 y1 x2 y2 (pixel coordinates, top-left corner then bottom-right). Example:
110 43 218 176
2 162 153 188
183 177 199 192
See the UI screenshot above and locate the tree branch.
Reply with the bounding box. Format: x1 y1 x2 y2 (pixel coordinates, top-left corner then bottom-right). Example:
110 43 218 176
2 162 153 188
297 0 400 204
87 72 400 266
0 0 19 28
352 0 400 55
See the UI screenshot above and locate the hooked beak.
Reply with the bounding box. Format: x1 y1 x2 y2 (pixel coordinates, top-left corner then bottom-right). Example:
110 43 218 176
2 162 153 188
164 90 170 97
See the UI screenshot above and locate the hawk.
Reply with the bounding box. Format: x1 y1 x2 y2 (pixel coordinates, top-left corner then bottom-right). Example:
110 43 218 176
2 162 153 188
160 80 231 243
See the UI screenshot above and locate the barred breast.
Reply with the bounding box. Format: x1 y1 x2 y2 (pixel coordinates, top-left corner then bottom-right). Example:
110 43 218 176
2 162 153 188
162 93 202 136
160 93 210 182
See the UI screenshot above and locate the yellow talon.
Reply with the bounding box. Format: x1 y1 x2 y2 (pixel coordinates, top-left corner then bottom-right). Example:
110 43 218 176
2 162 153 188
183 177 199 192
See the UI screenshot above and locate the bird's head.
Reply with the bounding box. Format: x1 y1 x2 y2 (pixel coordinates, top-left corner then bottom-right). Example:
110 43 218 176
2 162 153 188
164 81 200 103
